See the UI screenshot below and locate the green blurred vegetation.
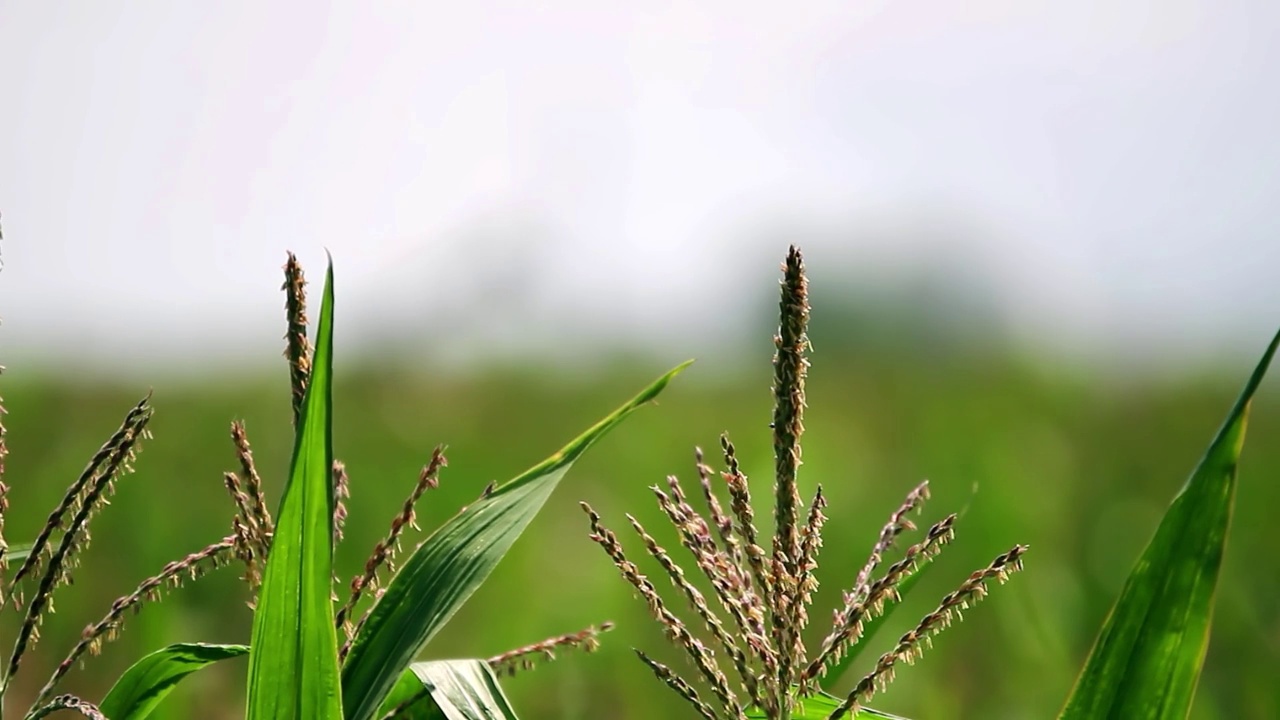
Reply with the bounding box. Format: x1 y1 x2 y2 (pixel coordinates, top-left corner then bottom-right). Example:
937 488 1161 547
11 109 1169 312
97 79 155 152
2 340 1277 719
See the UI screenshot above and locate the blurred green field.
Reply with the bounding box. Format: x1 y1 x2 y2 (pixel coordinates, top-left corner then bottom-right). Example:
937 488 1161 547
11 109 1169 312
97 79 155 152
2 342 1277 719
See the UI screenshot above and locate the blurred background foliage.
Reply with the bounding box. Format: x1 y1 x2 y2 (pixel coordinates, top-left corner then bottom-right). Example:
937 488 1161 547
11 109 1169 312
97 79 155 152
2 291 1276 720
5 5 1279 718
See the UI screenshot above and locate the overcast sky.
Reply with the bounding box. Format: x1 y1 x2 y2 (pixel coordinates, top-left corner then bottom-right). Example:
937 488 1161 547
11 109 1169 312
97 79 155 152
1 2 1277 374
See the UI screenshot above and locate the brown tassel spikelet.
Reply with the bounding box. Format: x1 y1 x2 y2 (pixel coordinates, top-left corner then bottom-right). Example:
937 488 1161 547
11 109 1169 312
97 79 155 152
487 622 615 678
7 397 153 682
33 538 236 708
338 448 447 653
282 251 312 426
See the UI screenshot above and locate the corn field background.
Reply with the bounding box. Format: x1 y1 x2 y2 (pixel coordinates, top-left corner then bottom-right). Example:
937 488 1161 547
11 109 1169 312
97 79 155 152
3 334 1276 719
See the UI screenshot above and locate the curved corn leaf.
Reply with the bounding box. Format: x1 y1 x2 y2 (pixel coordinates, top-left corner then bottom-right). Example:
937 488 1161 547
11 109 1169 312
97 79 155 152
246 259 343 720
1059 329 1279 719
375 660 517 720
378 669 446 720
340 360 692 720
99 643 247 720
820 563 932 690
745 690 910 719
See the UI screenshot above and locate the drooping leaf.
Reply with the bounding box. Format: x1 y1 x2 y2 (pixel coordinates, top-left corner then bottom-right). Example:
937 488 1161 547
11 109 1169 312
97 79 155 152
377 669 446 720
245 259 343 720
375 660 517 720
340 361 692 720
1059 329 1279 719
99 643 247 720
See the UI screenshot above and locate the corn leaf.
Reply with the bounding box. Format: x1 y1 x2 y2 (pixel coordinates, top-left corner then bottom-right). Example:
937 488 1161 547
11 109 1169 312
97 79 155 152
1059 329 1279 719
3 542 32 565
245 259 343 720
374 660 517 720
820 562 932 691
99 643 247 720
340 361 692 720
377 669 446 720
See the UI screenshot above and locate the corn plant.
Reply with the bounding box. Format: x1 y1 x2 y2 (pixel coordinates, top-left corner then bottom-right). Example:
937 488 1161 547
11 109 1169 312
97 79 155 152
82 254 686 720
242 255 637 720
581 245 1278 720
581 247 1027 719
284 257 688 720
0 245 684 719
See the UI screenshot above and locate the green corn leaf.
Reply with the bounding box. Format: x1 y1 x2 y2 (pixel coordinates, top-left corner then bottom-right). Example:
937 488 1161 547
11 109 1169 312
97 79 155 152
375 660 518 720
378 668 445 720
340 360 692 720
745 690 910 719
1059 329 1280 720
246 259 343 720
3 542 32 565
99 643 247 720
820 562 932 691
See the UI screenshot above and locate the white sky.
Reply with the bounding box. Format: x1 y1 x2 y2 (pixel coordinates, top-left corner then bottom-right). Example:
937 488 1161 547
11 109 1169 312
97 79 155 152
1 2 1278 373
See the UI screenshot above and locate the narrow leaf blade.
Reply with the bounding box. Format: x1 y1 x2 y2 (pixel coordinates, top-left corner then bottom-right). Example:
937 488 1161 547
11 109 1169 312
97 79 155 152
1059 329 1279 719
98 643 247 720
245 259 343 720
340 361 691 720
